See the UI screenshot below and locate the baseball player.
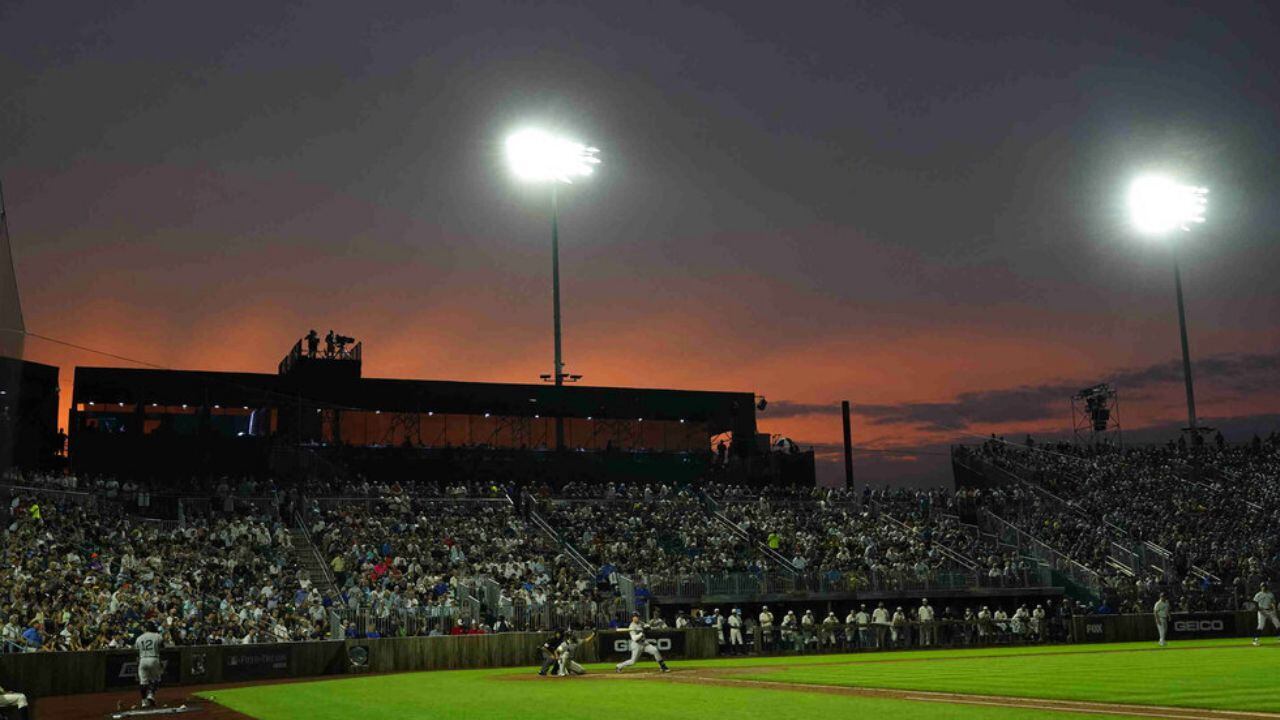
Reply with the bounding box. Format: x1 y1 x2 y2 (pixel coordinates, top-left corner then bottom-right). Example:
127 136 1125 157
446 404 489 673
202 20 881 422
871 602 889 648
675 611 689 629
854 604 871 649
758 606 774 651
1153 593 1170 647
728 609 744 653
556 631 596 676
615 613 671 673
890 607 907 647
976 606 991 641
780 610 798 651
821 611 840 648
537 629 566 676
917 599 935 647
993 607 1009 639
1254 583 1279 645
135 621 165 708
711 608 725 648
0 682 30 720
843 607 858 649
801 610 818 650
1012 605 1030 640
962 607 976 645
1031 605 1046 642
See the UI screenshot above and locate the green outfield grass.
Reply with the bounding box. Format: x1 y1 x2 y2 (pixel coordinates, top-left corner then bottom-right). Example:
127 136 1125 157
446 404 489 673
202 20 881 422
735 639 1280 712
197 639 1280 720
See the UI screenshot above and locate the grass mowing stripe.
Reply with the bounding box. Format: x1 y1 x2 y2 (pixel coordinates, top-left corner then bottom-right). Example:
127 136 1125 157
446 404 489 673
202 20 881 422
734 642 1280 712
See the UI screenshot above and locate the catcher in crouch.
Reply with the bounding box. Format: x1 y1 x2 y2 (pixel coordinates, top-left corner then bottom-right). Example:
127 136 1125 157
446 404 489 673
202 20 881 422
615 613 671 673
556 630 597 676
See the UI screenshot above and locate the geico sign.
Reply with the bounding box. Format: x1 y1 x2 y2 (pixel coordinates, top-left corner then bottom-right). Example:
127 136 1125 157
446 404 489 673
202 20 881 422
613 639 673 653
1174 620 1223 632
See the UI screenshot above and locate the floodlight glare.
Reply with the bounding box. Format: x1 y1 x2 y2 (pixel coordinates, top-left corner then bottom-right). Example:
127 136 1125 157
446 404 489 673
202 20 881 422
1128 176 1208 236
506 129 600 183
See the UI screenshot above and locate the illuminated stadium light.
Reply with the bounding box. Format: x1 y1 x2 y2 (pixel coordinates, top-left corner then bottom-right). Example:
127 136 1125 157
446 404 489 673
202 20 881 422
1126 173 1208 433
505 129 600 183
1129 176 1208 236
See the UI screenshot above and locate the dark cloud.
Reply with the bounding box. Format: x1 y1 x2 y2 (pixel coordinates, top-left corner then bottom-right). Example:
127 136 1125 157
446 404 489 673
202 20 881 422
773 351 1280 433
762 400 842 419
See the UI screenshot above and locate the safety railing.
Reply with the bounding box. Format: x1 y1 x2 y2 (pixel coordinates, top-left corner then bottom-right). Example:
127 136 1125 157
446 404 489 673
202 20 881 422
979 509 1102 598
334 606 462 639
334 597 623 638
870 499 980 572
642 566 1048 601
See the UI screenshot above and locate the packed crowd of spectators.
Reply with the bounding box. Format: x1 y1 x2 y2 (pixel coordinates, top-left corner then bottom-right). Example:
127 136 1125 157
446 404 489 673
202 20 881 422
539 489 763 577
7 433 1276 653
957 436 1280 610
1 492 325 652
309 496 617 633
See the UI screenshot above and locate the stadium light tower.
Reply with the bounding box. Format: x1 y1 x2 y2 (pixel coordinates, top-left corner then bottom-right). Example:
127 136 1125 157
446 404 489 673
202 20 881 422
506 128 600 450
1127 175 1208 433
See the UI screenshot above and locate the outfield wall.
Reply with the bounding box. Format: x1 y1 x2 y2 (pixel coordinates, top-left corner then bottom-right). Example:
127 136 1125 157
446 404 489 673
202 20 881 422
1072 611 1257 643
0 629 719 699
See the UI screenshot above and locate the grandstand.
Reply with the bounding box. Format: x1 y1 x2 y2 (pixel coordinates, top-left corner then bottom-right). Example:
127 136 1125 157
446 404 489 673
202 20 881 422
67 335 814 489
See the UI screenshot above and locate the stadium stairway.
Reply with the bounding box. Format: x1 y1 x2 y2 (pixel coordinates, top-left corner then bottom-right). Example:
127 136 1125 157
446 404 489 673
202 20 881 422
871 501 982 572
513 492 597 576
706 506 801 575
289 524 341 599
955 453 1164 580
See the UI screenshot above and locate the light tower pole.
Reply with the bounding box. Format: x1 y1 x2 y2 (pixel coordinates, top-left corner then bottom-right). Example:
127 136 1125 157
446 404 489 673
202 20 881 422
1127 175 1208 435
1172 249 1197 431
551 184 563 389
506 129 600 450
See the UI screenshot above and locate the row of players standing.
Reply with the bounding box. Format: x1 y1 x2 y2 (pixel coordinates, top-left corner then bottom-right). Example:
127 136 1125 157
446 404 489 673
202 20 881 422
686 599 1057 653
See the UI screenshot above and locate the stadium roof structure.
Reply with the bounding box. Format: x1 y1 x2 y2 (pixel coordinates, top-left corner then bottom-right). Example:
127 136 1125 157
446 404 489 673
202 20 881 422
71 365 759 436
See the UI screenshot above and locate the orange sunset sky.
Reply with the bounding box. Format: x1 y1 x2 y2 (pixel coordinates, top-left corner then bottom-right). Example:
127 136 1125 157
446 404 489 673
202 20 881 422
4 2 1279 486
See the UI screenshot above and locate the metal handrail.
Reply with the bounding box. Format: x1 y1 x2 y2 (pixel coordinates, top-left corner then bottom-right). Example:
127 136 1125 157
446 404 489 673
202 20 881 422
869 499 980 572
710 509 802 575
980 509 1101 592
523 494 596 576
963 454 1161 578
293 508 340 599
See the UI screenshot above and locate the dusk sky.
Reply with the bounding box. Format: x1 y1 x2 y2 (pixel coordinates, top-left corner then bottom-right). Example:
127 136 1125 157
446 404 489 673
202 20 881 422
3 1 1278 486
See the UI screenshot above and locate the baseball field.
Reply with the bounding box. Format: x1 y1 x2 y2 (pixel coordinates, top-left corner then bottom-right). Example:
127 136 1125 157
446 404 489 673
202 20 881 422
192 638 1280 720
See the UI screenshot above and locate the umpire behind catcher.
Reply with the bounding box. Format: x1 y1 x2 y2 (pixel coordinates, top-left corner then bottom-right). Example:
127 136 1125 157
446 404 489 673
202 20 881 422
537 629 567 676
